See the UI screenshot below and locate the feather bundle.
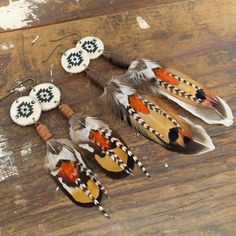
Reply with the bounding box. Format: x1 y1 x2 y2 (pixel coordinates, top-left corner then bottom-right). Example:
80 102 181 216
126 59 233 127
69 114 150 178
46 138 109 218
101 78 215 155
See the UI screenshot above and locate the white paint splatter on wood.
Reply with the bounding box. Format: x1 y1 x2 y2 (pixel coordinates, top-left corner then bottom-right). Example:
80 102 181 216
136 16 151 29
20 144 32 157
0 133 18 182
20 143 38 159
0 0 47 30
0 43 14 50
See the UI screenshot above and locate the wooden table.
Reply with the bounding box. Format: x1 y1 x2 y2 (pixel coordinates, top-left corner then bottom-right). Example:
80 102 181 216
0 0 235 235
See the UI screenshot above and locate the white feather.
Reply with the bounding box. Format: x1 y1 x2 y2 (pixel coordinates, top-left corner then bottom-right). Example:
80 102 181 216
115 92 130 106
79 143 94 153
180 116 215 155
70 115 109 143
85 117 108 130
127 59 159 81
46 139 76 171
217 97 233 127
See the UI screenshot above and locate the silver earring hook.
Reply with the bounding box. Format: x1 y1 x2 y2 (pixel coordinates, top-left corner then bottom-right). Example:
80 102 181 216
50 33 80 43
6 78 37 92
42 44 64 63
0 89 23 103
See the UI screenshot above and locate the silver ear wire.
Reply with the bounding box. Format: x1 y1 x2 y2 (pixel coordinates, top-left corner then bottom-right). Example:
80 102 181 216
0 89 22 103
6 78 37 92
0 78 37 103
50 32 80 43
42 44 65 63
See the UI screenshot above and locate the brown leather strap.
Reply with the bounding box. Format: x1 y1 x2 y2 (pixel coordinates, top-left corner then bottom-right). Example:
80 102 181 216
58 104 75 119
36 122 53 142
85 68 107 89
103 48 133 69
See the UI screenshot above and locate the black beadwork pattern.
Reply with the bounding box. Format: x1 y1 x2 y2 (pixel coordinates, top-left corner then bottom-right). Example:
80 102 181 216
36 87 54 103
81 40 98 53
66 52 83 68
16 101 34 118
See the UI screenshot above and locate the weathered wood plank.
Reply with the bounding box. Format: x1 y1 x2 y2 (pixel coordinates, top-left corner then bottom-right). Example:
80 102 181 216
0 0 235 235
0 0 181 33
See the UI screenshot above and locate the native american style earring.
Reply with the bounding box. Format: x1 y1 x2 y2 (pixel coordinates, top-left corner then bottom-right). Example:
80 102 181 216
43 43 90 74
84 69 215 155
50 33 105 60
48 33 105 74
0 79 109 218
28 79 150 178
102 51 233 127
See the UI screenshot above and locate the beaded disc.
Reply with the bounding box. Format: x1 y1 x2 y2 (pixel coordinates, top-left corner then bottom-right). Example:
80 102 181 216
29 83 61 111
76 36 104 59
61 47 90 73
10 96 42 126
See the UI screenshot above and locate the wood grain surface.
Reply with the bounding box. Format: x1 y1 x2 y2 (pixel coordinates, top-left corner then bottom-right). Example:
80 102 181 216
0 0 235 235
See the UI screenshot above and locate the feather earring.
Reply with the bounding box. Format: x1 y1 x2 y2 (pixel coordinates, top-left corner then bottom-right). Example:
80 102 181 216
1 79 109 218
45 138 109 218
85 69 215 155
103 51 233 127
58 103 151 179
43 42 150 178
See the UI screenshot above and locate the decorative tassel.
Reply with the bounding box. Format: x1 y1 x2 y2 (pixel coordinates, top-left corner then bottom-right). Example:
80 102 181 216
99 77 214 155
46 138 109 218
126 59 233 127
68 113 150 178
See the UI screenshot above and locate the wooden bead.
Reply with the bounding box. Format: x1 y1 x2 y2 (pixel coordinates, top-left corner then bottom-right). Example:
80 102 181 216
36 122 53 142
59 104 75 119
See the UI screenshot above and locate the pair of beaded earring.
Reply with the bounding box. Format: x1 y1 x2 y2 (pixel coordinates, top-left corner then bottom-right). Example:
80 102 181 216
43 33 105 74
46 33 215 155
